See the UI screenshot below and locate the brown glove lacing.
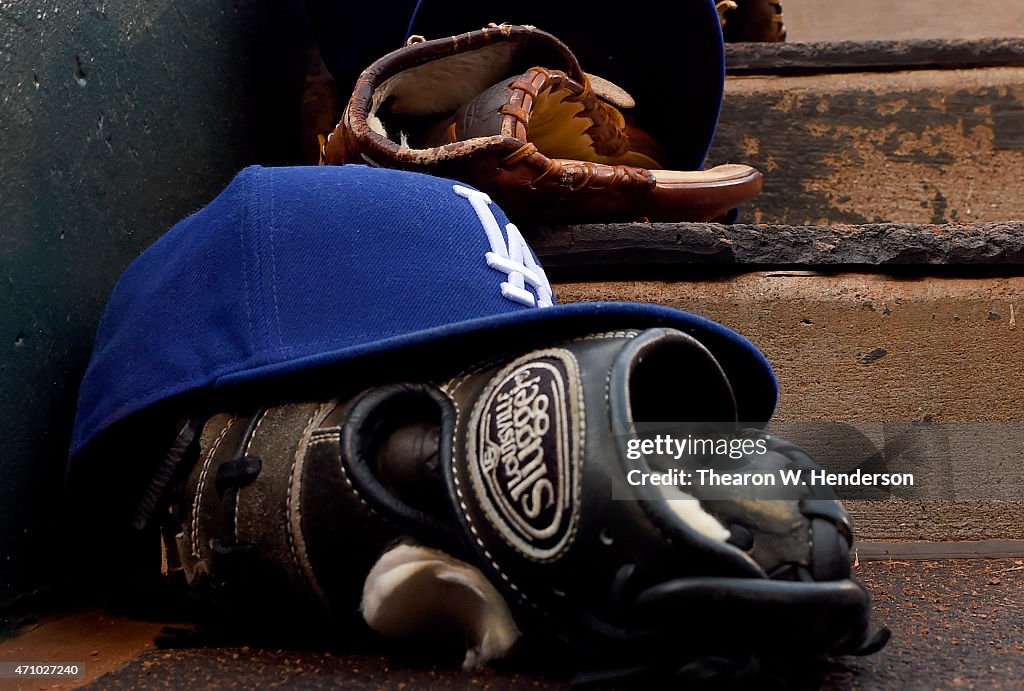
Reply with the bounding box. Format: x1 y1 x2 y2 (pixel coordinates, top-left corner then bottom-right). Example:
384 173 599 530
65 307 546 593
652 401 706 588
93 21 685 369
508 67 633 158
767 0 786 40
501 143 650 191
717 1 739 25
498 67 653 190
720 0 786 42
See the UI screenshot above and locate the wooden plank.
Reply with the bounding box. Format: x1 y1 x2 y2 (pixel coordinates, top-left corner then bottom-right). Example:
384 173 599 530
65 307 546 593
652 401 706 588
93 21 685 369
844 500 1024 544
528 222 1024 267
711 67 1024 226
856 540 1024 561
726 38 1024 76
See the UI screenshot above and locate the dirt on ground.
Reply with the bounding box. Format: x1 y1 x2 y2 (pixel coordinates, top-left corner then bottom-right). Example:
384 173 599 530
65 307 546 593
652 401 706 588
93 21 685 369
2 559 1019 690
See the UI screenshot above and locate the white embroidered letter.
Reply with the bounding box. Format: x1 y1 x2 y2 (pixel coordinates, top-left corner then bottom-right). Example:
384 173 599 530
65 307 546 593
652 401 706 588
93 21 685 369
453 185 554 308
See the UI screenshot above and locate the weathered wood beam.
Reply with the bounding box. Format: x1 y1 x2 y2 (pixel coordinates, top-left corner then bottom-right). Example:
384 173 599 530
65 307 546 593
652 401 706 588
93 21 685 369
856 539 1024 560
711 67 1024 226
528 222 1024 267
726 38 1024 76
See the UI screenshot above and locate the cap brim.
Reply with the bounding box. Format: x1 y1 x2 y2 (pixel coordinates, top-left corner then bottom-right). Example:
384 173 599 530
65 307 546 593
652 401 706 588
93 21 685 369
216 300 777 423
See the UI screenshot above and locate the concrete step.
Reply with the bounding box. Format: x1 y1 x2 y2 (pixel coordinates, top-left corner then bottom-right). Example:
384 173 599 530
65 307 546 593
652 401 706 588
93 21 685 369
783 0 1024 42
558 273 1023 421
555 273 1024 541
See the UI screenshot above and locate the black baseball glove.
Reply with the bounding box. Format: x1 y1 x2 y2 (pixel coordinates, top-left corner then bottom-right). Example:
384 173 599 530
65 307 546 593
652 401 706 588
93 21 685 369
148 326 887 684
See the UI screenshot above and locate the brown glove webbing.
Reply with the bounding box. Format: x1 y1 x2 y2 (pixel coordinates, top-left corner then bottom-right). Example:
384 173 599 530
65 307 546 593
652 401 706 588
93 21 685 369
506 68 663 169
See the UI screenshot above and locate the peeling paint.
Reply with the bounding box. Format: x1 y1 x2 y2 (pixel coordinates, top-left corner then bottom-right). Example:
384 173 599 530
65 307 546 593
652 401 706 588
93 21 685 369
877 98 909 115
713 69 1024 225
992 92 1024 149
858 347 889 364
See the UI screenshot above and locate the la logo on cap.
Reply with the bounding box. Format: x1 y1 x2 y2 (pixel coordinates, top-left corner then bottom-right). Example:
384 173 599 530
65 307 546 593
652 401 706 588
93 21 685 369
454 185 553 309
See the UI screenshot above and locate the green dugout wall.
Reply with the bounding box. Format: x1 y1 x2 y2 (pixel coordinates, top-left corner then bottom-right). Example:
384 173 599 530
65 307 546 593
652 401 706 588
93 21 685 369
1 0 308 616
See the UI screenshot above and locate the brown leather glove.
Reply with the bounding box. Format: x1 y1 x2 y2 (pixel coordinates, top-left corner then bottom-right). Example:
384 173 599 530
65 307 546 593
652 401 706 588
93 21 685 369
322 24 762 223
720 0 787 42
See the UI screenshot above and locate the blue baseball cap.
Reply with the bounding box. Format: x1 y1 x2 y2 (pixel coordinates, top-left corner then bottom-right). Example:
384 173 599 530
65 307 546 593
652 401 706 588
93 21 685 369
69 165 775 462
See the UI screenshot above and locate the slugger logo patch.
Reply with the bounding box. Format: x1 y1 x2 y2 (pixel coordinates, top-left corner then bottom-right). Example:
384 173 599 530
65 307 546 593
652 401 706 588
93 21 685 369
469 350 582 561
